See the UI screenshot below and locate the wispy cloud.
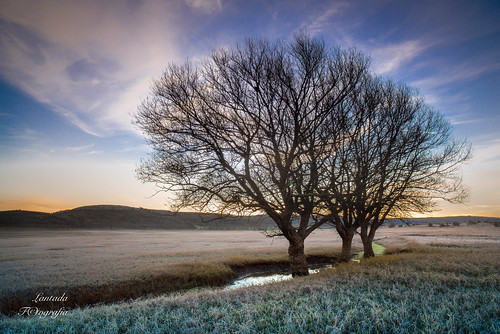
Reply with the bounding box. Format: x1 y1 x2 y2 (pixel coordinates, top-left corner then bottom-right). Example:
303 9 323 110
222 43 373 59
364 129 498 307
185 0 222 13
0 0 186 137
6 127 40 141
298 2 349 36
369 40 427 75
295 3 430 75
470 137 500 165
65 144 95 153
412 57 500 91
447 114 482 126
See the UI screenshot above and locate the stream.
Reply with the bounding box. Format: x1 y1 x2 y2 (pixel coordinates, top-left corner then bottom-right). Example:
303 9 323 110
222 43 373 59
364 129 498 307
224 242 385 290
224 264 333 290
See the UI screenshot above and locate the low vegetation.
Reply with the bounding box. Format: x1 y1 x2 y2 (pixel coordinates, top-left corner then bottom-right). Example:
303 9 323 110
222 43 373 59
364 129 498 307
0 262 234 316
353 242 385 260
1 245 498 333
0 252 337 316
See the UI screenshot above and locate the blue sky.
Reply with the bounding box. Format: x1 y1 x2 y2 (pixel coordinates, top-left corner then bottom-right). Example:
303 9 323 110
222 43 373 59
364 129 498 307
0 0 499 216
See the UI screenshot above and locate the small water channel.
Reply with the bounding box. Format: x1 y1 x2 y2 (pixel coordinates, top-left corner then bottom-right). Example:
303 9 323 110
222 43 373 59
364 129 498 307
224 243 385 290
224 264 333 290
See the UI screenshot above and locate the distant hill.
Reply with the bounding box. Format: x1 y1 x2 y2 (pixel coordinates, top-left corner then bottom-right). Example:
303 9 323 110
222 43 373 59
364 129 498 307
1 205 498 230
0 205 276 230
0 205 195 229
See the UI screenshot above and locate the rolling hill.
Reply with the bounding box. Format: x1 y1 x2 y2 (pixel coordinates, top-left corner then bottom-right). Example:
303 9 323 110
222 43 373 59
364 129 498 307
0 205 196 229
0 205 275 230
0 205 498 230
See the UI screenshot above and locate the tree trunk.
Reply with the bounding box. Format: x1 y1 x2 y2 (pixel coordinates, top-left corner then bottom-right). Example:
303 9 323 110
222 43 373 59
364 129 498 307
338 232 355 262
361 232 375 258
288 238 309 277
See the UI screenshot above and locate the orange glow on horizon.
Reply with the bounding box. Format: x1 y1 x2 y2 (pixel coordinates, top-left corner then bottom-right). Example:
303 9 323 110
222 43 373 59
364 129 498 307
1 198 499 218
0 197 82 213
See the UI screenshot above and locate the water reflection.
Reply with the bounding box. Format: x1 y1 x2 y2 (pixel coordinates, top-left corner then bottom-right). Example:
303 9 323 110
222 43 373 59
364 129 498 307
226 243 385 290
225 265 333 290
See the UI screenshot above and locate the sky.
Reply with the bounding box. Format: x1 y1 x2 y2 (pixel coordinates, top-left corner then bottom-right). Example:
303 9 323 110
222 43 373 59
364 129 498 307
0 0 499 217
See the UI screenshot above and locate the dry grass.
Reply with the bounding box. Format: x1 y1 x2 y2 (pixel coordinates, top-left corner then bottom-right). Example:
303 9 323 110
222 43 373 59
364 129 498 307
2 224 495 297
0 249 340 316
1 245 498 333
0 229 347 297
375 223 500 248
0 261 235 316
383 242 427 255
0 223 499 326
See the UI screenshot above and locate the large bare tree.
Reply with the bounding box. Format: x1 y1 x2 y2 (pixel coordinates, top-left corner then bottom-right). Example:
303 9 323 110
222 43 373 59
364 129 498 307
134 35 368 275
318 76 471 260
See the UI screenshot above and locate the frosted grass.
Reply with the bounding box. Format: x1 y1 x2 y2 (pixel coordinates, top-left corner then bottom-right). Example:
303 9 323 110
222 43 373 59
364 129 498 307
2 246 498 333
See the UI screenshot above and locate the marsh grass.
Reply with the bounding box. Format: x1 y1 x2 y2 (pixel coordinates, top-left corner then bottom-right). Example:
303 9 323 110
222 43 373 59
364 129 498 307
0 262 234 316
0 229 347 298
0 251 337 316
1 245 499 333
383 242 426 255
2 225 496 300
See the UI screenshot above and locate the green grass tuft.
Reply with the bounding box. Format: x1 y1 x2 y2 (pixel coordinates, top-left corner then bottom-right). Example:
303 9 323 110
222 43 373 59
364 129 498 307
353 242 386 260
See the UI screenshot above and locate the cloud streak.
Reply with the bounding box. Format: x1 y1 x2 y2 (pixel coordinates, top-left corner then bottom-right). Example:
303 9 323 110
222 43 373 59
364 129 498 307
411 56 500 92
369 40 427 75
298 2 349 36
0 0 187 137
185 0 222 13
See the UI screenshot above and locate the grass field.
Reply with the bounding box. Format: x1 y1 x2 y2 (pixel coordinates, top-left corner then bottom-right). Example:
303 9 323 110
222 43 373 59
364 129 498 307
0 229 342 296
0 224 499 332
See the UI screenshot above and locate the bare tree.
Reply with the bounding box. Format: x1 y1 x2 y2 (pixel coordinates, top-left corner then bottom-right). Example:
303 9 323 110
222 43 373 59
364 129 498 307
314 75 376 262
319 76 471 260
134 35 368 276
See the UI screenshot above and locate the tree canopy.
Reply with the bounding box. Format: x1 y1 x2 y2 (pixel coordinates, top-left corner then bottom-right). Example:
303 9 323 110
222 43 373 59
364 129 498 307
135 35 369 275
135 34 470 270
318 75 471 259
